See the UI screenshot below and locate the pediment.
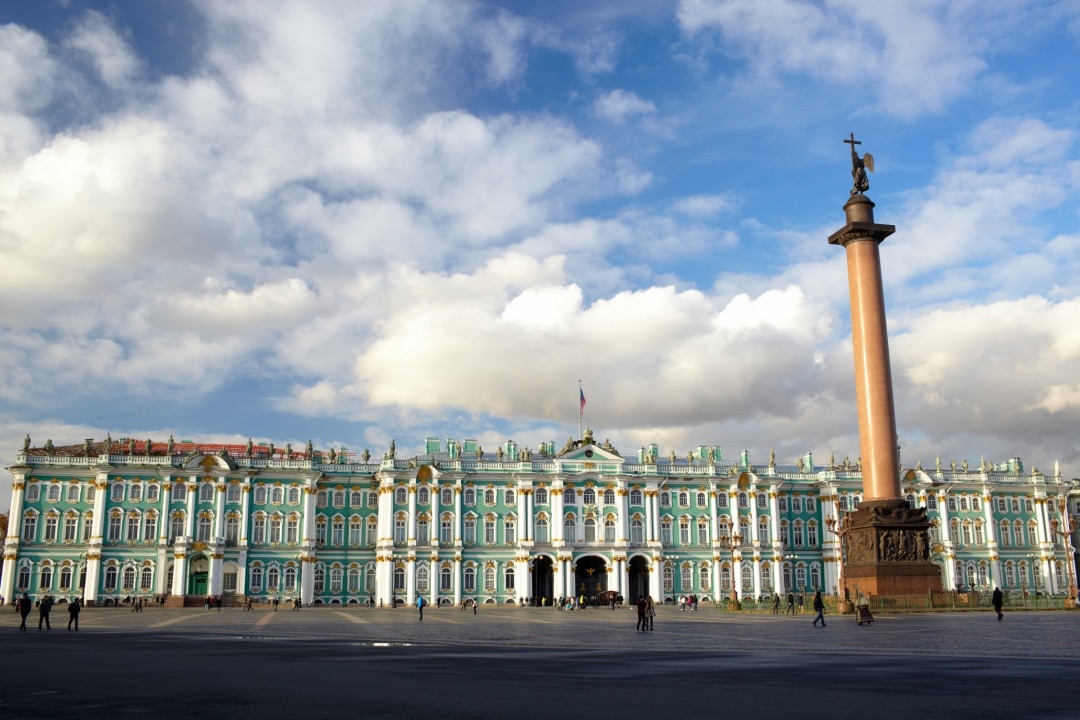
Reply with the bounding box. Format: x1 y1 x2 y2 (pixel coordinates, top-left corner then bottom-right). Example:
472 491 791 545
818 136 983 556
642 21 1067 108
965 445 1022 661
557 444 623 464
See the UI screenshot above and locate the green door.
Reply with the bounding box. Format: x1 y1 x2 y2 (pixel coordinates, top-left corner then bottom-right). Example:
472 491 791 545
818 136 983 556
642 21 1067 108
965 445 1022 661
189 572 208 595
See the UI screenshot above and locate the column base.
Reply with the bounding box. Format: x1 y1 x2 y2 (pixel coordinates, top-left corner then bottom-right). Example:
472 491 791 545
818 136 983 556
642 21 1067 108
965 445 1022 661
842 499 941 597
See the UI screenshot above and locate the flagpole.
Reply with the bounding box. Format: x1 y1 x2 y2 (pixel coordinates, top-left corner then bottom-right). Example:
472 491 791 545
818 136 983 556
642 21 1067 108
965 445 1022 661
578 380 583 442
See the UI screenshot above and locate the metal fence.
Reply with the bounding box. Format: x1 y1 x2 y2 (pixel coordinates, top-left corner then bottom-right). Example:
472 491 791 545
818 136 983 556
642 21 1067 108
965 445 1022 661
711 590 1071 614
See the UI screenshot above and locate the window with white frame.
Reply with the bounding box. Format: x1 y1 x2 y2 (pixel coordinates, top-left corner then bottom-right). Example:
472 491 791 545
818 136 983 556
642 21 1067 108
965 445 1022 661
288 487 300 504
464 516 476 544
64 514 78 542
629 489 642 506
416 565 429 594
253 486 267 504
111 483 125 502
630 517 643 544
146 484 159 503
226 484 241 503
199 483 214 502
603 489 614 505
104 565 118 591
417 486 430 505
535 488 549 505
26 484 41 502
66 484 81 503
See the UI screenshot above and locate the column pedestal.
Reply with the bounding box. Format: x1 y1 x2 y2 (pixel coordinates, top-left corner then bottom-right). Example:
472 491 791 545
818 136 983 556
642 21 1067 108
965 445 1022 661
842 499 940 597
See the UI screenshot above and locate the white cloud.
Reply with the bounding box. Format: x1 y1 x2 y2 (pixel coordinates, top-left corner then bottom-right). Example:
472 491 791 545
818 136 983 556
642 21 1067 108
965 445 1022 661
64 11 140 88
593 89 657 124
676 0 1007 118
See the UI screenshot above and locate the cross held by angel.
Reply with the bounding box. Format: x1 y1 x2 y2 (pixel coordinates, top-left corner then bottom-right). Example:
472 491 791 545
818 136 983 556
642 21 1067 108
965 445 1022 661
845 132 874 195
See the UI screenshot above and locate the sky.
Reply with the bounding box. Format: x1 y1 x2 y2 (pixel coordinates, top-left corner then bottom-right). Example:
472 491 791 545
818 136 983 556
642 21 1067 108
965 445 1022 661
2 0 1080 510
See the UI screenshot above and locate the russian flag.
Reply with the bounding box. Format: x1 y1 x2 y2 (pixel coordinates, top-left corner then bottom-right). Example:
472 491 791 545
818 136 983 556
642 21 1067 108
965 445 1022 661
579 388 586 414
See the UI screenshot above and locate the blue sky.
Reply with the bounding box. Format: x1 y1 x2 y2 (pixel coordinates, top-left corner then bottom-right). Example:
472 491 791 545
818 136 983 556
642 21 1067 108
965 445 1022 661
2 0 1080 508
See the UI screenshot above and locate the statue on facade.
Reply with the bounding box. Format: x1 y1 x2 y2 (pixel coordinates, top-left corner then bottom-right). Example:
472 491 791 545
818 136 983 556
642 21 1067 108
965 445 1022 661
936 455 941 473
246 438 253 457
285 443 292 458
146 438 153 455
268 442 275 458
305 440 314 459
127 437 135 455
797 458 805 473
769 449 776 469
476 445 483 459
328 448 337 464
167 435 175 455
83 438 92 456
497 446 504 462
388 439 396 459
962 459 968 472
583 426 594 445
845 132 873 195
23 434 30 452
362 448 371 463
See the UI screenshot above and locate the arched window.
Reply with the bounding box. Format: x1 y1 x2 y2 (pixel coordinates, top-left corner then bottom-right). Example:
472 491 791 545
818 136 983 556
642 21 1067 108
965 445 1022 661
332 517 345 546
484 566 497 592
758 517 769 543
226 484 241 503
742 562 754 590
680 563 693 591
535 517 549 543
316 490 328 507
270 486 283 505
104 565 118 591
250 565 264 591
26 484 41 502
284 566 297 592
535 488 548 505
393 514 406 543
583 488 596 505
505 565 515 590
999 520 1011 547
604 518 616 542
287 487 300 504
564 517 577 543
794 565 806 590
761 561 772 592
464 566 476 593
269 514 283 544
679 517 690 545
330 567 343 593
366 517 378 546
661 518 672 544
463 488 476 505
39 563 53 590
417 486 430 505
417 517 430 544
350 490 364 507
266 566 279 591
199 483 214 502
810 565 821 590
793 519 804 547
659 491 670 508
59 564 73 590
505 489 516 506
348 567 361 593
253 486 266 504
111 483 125 502
630 517 643 544
629 489 642 506
121 565 136 592
440 566 452 592
197 515 212 542
170 513 185 543
696 492 707 508
484 488 496 506
663 564 673 593
584 517 597 543
678 491 689 508
332 490 345 508
563 488 575 504
416 566 429 593
603 489 615 505
716 492 728 509
720 564 731 591
313 566 325 594
395 487 407 505
697 519 709 545
441 488 454 505
225 516 239 545
700 563 711 592
1004 562 1016 587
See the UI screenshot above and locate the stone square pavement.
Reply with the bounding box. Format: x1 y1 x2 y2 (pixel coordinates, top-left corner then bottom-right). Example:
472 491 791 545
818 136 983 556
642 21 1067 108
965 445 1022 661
6 602 1077 658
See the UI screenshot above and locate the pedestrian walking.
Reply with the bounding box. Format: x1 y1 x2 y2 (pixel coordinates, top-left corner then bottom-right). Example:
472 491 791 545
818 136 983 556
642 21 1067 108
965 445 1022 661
786 592 795 615
18 593 31 631
645 596 655 631
417 594 425 620
67 597 81 631
772 593 780 614
992 587 1004 621
812 590 826 627
636 595 646 631
38 595 53 630
797 592 804 614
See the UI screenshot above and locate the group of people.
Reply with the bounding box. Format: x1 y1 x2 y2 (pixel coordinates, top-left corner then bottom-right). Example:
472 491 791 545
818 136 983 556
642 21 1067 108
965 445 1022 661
635 595 656 631
13 592 80 631
772 592 806 615
676 595 699 611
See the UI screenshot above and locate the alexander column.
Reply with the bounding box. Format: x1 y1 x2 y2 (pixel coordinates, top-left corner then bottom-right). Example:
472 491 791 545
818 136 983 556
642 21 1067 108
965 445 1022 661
828 134 940 597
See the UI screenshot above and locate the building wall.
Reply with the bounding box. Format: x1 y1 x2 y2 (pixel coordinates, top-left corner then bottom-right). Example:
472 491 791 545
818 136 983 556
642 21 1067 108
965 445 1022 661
3 441 1077 606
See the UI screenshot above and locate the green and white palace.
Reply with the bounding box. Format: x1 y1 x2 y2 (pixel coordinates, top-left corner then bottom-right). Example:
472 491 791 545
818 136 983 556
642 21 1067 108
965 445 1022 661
4 429 1078 607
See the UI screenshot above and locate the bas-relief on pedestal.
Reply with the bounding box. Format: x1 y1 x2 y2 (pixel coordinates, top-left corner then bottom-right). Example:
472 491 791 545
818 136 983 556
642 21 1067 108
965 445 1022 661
843 500 940 596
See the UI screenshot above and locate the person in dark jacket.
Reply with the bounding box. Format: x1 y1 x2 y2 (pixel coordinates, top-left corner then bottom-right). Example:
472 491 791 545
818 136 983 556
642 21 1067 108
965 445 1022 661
812 590 826 627
38 595 53 630
68 598 81 631
992 587 1004 621
18 593 32 631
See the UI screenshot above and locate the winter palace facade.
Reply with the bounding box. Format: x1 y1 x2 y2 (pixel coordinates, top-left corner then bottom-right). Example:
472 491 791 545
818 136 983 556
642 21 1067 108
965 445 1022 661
3 430 1078 607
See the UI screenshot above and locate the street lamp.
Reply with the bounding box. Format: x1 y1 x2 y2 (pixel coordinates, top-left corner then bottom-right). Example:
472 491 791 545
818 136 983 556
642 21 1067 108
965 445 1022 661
825 503 852 605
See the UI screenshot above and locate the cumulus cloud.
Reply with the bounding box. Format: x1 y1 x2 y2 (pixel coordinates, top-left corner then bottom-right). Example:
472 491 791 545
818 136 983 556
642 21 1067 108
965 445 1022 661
676 0 1008 118
593 89 657 124
64 11 141 88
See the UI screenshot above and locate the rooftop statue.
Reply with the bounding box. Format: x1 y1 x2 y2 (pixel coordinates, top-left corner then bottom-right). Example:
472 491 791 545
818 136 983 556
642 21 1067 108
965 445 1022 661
845 132 874 195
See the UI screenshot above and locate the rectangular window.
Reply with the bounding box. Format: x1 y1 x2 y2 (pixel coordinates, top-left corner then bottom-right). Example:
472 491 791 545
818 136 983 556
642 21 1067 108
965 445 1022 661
286 518 299 544
108 515 122 541
484 519 496 545
64 516 78 542
144 515 158 542
440 517 452 544
127 516 140 541
223 572 237 592
464 518 476 544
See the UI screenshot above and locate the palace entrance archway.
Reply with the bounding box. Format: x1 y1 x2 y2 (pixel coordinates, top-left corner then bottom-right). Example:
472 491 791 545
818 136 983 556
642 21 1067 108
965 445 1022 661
574 555 607 604
628 555 650 602
187 555 209 596
531 555 554 605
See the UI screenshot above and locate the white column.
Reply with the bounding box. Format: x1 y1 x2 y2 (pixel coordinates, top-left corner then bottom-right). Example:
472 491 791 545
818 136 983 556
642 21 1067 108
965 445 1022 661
184 478 197 538
84 474 109 604
983 489 1001 587
428 555 439 608
406 555 416 605
0 472 28 603
454 485 463 544
711 557 721 602
648 554 661 602
752 554 762 599
749 485 759 546
775 553 786 596
769 490 781 545
617 485 629 543
517 486 529 541
552 482 565 545
708 487 719 550
301 486 317 605
171 544 188 596
516 557 529 603
214 483 227 539
158 480 172 544
733 551 743 599
407 483 417 543
240 484 252 546
453 556 462 605
155 546 169 596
